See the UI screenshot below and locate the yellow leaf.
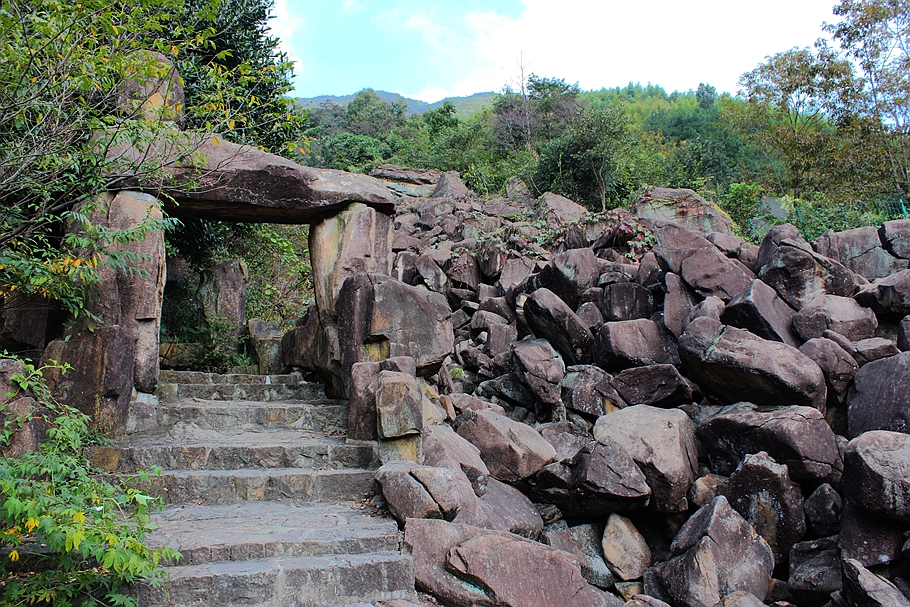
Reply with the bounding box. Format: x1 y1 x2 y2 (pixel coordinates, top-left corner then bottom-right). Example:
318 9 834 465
228 120 235 129
171 46 178 57
72 512 86 524
8 550 18 562
25 518 39 532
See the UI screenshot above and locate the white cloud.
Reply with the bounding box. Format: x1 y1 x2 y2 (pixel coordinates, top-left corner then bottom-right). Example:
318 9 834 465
342 0 360 12
270 0 305 76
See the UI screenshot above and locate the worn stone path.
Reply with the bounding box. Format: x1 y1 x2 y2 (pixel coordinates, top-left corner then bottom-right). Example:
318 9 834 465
89 370 416 607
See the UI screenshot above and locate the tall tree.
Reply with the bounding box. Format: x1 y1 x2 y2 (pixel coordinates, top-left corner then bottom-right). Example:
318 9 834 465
826 0 910 195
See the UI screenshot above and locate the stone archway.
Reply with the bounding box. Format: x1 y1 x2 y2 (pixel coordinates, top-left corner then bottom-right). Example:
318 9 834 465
42 137 400 433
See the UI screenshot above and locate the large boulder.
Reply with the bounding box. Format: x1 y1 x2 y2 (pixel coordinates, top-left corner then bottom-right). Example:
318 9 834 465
524 289 593 365
337 274 454 380
841 558 910 607
725 452 806 563
787 537 842 606
309 202 393 319
561 365 627 417
112 133 397 222
792 294 878 342
405 519 609 607
812 226 905 280
532 248 600 310
842 430 910 523
854 269 910 320
455 408 557 482
196 259 247 338
758 241 858 310
594 319 679 370
544 522 617 589
531 436 651 517
612 364 697 408
601 282 657 322
593 405 698 512
696 405 838 481
422 423 490 494
719 279 799 347
42 326 135 429
511 338 566 413
376 462 475 522
846 351 910 437
679 245 756 302
651 496 774 607
679 318 827 411
632 188 735 236
601 514 652 581
880 219 910 259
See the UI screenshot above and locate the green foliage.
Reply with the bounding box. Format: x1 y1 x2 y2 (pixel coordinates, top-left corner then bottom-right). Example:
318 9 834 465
0 359 178 606
534 105 637 211
719 182 767 240
188 315 252 372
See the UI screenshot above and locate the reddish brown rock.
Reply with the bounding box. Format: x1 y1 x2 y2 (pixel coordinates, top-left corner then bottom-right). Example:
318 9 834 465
803 483 842 537
813 226 905 280
842 431 910 523
663 273 697 338
899 315 910 351
696 405 838 481
456 408 557 482
562 365 627 417
846 351 910 437
531 437 651 517
652 496 774 607
855 269 910 320
423 423 490 495
793 294 878 342
758 241 858 310
447 530 609 607
544 522 616 589
756 224 806 272
633 188 735 236
679 317 827 411
720 279 799 347
594 319 679 370
838 500 904 567
679 245 756 302
601 282 657 322
726 451 806 563
524 288 594 365
376 371 423 439
787 537 841 606
881 219 910 259
594 405 697 512
852 337 900 366
533 248 600 310
612 364 697 408
511 338 566 412
841 557 910 607
799 338 859 403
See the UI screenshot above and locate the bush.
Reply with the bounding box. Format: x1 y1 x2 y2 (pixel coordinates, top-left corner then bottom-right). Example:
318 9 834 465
0 359 178 606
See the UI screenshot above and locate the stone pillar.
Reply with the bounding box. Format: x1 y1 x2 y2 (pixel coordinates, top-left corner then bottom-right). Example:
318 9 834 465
42 191 166 430
196 260 248 338
289 202 393 394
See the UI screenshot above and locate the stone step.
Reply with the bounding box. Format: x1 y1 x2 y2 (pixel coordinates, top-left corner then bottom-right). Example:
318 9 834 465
154 399 348 431
159 370 306 385
131 468 377 505
136 552 416 607
146 502 400 566
88 430 379 473
158 382 326 403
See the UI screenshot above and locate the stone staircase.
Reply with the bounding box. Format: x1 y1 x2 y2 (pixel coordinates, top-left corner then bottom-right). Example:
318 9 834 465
88 370 416 607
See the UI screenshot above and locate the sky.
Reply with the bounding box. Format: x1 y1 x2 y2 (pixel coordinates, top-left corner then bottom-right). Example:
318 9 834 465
272 0 840 102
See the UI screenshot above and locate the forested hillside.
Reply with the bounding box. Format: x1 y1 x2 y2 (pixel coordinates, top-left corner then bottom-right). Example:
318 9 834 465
296 1 910 244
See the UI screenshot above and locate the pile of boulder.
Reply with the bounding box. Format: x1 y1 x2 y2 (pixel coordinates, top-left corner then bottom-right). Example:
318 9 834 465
283 171 910 607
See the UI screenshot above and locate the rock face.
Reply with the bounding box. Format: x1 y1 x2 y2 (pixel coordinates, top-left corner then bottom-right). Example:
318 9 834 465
632 188 736 236
651 496 774 607
725 451 806 563
758 241 858 310
679 317 827 410
792 295 878 341
337 275 454 380
847 351 910 437
842 431 910 523
456 408 556 482
719 279 799 347
593 406 697 512
854 269 910 319
112 133 398 223
812 226 905 280
696 405 838 481
405 519 608 607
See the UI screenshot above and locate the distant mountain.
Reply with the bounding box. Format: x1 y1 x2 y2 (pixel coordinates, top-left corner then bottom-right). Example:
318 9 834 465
294 90 494 119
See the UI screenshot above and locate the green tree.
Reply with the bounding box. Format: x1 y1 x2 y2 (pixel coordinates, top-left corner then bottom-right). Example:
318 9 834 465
731 47 856 197
343 89 407 140
826 0 910 195
534 104 637 211
492 74 581 153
